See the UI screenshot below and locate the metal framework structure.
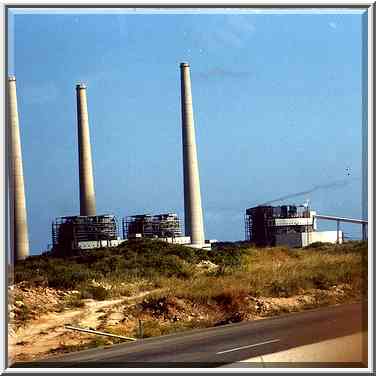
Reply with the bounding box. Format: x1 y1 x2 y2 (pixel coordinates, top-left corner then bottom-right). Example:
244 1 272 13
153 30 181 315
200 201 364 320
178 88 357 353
123 213 182 239
245 205 314 246
52 215 118 250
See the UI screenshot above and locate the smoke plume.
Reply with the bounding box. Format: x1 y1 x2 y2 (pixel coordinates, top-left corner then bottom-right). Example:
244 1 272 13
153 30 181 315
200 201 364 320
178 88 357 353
261 177 359 206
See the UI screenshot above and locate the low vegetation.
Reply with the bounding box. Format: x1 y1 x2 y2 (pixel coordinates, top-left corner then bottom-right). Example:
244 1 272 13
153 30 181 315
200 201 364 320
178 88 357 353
12 239 367 300
9 240 367 359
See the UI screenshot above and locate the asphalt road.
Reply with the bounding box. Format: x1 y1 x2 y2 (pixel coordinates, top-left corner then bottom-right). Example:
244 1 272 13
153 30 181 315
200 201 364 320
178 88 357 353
14 302 367 368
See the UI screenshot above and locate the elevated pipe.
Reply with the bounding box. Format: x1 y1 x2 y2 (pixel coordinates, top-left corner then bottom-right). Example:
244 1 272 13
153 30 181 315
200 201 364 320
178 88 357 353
314 214 368 225
315 214 367 241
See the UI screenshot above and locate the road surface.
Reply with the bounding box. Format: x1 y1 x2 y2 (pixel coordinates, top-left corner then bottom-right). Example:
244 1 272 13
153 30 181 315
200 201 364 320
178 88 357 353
13 302 367 368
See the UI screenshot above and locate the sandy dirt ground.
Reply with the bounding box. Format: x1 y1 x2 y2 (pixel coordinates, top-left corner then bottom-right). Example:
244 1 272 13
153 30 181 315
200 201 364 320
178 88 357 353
8 290 156 363
8 283 357 363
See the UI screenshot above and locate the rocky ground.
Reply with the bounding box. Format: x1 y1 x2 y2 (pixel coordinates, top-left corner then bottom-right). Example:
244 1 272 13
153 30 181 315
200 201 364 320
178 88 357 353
8 282 158 362
9 241 365 363
8 281 359 363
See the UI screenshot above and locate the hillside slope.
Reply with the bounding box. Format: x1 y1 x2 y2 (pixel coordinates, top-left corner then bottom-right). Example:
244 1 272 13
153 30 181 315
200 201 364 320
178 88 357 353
8 240 367 362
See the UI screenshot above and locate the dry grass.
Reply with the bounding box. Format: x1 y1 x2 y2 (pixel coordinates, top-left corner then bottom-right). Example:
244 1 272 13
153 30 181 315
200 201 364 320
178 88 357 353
8 240 367 361
11 240 367 336
150 241 366 305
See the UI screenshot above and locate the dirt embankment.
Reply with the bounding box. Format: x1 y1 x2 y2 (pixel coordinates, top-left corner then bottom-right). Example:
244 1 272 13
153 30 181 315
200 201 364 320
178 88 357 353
9 241 366 363
8 283 157 363
8 282 360 363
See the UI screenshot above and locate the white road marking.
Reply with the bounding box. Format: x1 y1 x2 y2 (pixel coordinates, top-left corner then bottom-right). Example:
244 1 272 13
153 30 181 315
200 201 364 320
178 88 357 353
216 338 281 355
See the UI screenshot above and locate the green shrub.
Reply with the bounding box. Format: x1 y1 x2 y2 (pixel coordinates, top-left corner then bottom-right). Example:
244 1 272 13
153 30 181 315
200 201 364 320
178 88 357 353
63 293 85 308
17 304 31 324
304 241 332 249
12 240 366 304
79 285 110 301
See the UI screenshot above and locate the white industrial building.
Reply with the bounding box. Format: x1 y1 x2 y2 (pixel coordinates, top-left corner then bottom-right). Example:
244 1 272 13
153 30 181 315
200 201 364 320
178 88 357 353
245 204 344 248
275 230 343 248
123 213 214 250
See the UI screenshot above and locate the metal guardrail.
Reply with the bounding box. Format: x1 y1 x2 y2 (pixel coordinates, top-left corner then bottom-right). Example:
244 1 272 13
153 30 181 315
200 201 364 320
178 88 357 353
64 325 137 341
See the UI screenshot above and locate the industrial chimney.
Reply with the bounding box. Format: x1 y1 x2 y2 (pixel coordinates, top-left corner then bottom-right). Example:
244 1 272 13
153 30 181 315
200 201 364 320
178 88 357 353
76 83 96 216
180 62 205 247
8 76 30 262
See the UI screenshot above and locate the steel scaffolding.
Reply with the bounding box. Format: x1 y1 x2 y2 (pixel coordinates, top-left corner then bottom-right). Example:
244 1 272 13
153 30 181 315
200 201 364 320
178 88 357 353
123 213 182 239
52 215 118 250
244 205 314 246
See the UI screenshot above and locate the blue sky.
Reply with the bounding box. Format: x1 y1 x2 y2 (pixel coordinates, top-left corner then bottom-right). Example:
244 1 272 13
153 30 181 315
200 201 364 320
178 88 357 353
8 9 366 254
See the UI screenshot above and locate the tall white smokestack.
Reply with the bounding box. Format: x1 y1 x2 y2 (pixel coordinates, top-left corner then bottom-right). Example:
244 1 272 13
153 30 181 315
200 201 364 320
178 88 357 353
180 62 205 247
76 83 96 216
8 76 30 261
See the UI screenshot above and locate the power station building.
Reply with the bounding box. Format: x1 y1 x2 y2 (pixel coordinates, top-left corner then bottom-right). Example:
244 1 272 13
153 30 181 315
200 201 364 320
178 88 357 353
52 215 123 251
245 204 343 247
123 213 191 245
12 63 367 256
13 67 366 256
51 84 125 253
50 66 212 254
